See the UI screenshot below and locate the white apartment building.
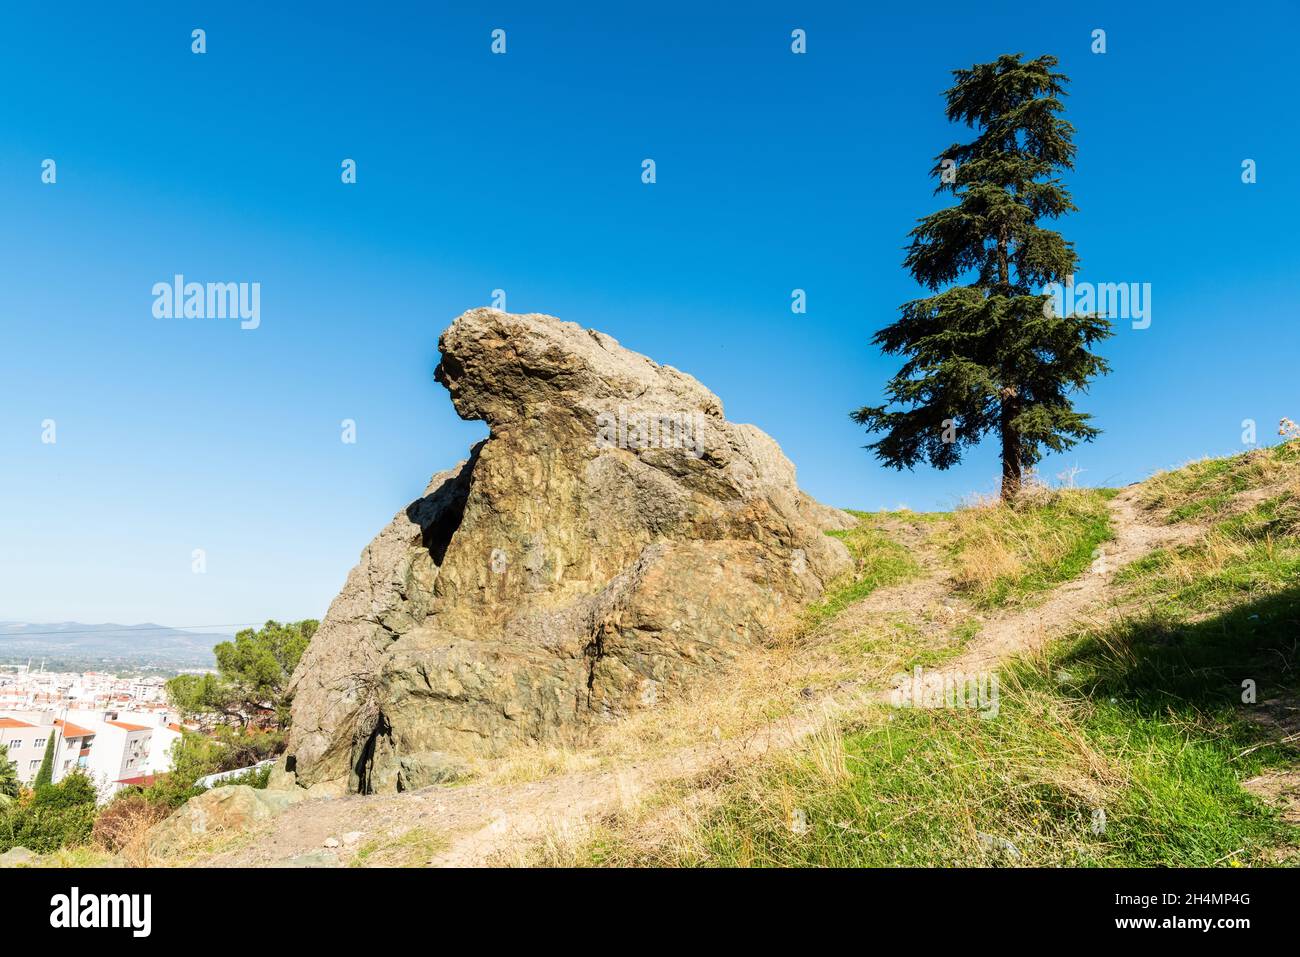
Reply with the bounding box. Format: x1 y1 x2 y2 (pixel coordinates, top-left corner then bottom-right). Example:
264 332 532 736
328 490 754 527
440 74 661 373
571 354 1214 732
1 708 184 802
51 717 96 781
0 715 54 784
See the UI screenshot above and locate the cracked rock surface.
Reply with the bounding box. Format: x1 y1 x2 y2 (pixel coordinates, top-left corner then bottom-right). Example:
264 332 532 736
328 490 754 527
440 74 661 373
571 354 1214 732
286 309 853 792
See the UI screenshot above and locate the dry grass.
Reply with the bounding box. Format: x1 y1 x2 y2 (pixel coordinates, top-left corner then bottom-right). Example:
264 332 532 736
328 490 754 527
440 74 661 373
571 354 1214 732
349 825 448 867
476 746 604 786
584 641 844 761
945 485 1114 607
513 708 857 868
91 795 172 867
153 825 262 867
23 844 119 868
1139 440 1300 524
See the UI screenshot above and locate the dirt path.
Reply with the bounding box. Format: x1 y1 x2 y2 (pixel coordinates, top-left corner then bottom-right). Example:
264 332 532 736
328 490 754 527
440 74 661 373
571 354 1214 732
204 701 828 867
206 486 1198 868
934 487 1197 676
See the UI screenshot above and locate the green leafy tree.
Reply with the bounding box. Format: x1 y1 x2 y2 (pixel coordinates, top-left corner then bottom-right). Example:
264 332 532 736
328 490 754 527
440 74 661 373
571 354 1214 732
32 734 56 788
138 732 224 808
134 727 279 810
853 53 1112 501
166 619 318 729
0 743 19 799
165 672 230 722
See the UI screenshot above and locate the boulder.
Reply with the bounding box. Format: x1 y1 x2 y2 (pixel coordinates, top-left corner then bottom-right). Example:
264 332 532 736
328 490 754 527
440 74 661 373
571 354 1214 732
287 309 854 792
0 846 37 868
265 763 297 792
147 785 307 857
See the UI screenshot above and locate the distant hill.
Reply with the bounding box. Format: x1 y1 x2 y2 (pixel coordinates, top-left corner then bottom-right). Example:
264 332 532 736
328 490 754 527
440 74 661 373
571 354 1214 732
0 621 226 673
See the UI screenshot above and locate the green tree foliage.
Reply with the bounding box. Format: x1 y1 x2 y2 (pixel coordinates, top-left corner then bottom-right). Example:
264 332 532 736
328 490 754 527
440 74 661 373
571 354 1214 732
165 672 226 719
33 769 98 809
134 727 281 810
165 619 317 728
32 734 56 788
853 54 1112 501
0 743 20 799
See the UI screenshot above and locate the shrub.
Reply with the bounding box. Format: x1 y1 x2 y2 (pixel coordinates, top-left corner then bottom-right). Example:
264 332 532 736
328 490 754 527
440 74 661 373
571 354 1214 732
0 802 97 854
33 770 98 809
217 763 273 789
92 793 171 856
141 727 282 810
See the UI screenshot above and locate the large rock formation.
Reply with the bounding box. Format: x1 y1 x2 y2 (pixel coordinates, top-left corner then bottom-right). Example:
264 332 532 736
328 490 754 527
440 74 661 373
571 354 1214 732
286 309 853 792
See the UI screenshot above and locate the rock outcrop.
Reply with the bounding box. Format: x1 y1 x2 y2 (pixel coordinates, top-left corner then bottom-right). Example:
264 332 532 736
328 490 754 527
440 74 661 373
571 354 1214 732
286 309 853 792
147 785 308 858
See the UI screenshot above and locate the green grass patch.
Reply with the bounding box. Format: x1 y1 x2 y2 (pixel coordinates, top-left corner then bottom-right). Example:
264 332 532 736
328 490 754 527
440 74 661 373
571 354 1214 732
673 703 1289 866
619 597 1299 867
349 826 448 867
803 511 920 628
1118 494 1300 616
902 619 981 671
947 488 1115 608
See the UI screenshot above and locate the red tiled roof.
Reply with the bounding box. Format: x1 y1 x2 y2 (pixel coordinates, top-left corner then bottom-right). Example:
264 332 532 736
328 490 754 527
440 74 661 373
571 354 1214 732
107 721 151 733
54 719 95 739
114 773 161 787
0 717 35 728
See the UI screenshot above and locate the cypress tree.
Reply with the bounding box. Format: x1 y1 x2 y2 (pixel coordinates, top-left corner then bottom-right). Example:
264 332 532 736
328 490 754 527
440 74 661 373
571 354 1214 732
33 733 56 789
853 53 1112 501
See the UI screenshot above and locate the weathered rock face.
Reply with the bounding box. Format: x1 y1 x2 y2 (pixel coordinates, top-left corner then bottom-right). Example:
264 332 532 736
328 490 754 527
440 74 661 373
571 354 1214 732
286 309 853 792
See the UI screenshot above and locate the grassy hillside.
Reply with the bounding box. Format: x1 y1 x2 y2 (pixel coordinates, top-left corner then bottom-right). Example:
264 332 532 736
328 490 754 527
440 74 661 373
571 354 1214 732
550 443 1300 867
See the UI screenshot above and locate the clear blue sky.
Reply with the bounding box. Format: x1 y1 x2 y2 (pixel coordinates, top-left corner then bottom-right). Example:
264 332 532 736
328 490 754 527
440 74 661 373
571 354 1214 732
1 1 1296 628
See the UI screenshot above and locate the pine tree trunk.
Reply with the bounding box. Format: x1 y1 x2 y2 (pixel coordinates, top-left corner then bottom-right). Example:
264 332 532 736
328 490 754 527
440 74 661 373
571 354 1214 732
1000 448 1021 502
996 230 1021 503
999 389 1021 503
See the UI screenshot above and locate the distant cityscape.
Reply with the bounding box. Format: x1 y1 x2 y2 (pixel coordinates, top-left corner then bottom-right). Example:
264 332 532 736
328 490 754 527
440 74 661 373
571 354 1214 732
0 661 207 802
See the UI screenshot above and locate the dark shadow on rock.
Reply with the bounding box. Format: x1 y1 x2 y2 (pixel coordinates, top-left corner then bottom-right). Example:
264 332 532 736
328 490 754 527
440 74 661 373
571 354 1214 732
406 440 483 566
